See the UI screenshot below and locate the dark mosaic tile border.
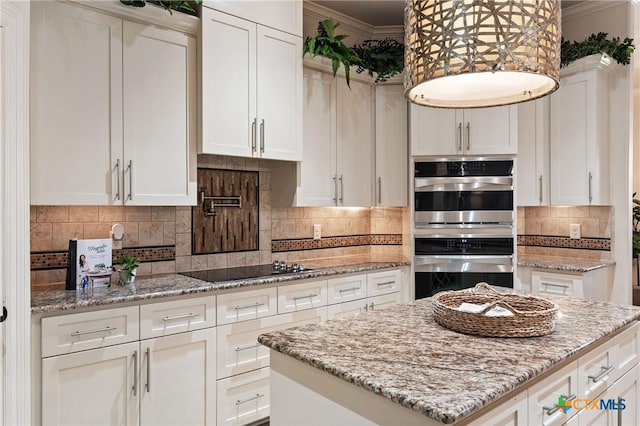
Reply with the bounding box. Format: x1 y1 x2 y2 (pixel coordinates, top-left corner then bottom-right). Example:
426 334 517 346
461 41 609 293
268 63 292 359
517 235 610 251
31 245 176 271
272 234 402 253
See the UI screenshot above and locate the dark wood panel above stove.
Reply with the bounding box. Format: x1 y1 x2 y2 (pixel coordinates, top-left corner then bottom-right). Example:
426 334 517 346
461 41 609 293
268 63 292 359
192 168 259 254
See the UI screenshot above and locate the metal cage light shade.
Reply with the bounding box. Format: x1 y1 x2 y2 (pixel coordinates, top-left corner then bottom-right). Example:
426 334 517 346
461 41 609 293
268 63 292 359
405 0 561 108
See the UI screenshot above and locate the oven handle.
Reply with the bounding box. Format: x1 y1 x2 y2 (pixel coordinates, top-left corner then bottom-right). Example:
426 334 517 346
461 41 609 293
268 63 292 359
415 176 512 186
414 223 514 233
415 182 513 192
414 255 513 273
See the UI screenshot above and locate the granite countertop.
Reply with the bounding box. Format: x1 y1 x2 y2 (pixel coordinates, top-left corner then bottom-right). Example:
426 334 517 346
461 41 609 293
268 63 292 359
31 258 409 314
517 254 614 272
258 295 640 424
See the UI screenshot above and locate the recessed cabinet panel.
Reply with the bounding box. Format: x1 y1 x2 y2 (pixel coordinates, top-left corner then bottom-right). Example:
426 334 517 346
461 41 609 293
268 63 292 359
123 22 196 205
203 0 302 36
410 105 457 156
30 1 123 205
517 98 549 206
201 8 256 157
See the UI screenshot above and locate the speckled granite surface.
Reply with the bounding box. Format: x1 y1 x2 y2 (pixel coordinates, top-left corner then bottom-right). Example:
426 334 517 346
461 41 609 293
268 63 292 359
259 295 640 424
31 260 409 314
517 255 614 272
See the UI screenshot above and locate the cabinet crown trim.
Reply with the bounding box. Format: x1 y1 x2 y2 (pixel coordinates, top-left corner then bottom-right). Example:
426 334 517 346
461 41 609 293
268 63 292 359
561 53 616 77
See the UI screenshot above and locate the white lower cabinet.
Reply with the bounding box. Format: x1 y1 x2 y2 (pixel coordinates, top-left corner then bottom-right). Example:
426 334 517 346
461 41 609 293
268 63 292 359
326 271 402 320
469 389 528 426
140 329 217 426
216 367 270 426
528 361 579 426
42 341 140 426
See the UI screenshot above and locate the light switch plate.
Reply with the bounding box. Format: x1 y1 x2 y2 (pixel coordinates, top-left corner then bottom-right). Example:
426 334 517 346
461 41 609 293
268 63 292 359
313 224 321 240
570 223 581 239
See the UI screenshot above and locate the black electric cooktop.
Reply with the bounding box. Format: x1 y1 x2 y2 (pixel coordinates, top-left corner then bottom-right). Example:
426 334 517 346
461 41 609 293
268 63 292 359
180 264 307 283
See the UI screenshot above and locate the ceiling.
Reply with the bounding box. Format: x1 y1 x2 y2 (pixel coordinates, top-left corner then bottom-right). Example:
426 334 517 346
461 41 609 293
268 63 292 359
313 0 581 27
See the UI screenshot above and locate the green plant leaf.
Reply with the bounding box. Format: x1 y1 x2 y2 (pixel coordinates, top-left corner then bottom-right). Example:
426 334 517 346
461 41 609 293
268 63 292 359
562 32 635 67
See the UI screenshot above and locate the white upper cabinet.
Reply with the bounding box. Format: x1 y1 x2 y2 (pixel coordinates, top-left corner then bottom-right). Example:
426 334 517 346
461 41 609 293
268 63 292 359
517 98 549 206
274 65 373 207
31 2 123 205
550 54 613 206
203 0 302 36
410 105 517 156
375 84 408 207
200 8 302 161
30 1 197 205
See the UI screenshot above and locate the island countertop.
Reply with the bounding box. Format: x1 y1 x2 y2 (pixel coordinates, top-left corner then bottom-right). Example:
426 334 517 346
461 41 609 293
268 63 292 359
31 259 409 314
258 294 640 424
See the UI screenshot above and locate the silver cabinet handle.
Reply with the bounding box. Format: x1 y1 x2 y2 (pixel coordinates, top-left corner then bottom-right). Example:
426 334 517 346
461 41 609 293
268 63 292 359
588 172 593 203
71 326 116 337
339 286 360 293
236 393 264 406
466 122 470 151
132 350 138 396
588 365 615 383
377 281 395 287
332 175 338 205
115 159 121 200
260 119 265 154
539 175 543 204
542 282 570 294
378 177 382 204
543 394 576 416
364 303 369 311
162 312 197 322
293 293 317 301
369 302 374 310
235 343 261 352
339 175 344 204
145 347 150 393
457 122 462 151
251 118 257 152
127 160 133 201
235 302 264 311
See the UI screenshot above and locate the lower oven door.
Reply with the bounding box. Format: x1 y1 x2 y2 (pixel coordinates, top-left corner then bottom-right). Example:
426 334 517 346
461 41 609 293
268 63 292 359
414 255 513 299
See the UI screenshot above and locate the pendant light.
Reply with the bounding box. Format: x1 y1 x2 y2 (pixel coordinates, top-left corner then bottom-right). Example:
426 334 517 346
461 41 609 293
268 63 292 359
404 0 561 108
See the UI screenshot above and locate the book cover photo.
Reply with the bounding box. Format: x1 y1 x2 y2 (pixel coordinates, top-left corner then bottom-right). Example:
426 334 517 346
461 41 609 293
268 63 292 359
66 238 113 290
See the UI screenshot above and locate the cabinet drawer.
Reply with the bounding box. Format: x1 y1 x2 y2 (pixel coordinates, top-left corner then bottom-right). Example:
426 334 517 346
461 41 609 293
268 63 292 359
367 269 401 297
368 292 402 311
578 337 617 400
217 287 277 325
528 361 578 426
327 274 367 305
216 307 326 379
140 296 216 339
327 299 368 320
216 367 270 426
532 271 584 298
277 279 327 314
42 306 139 357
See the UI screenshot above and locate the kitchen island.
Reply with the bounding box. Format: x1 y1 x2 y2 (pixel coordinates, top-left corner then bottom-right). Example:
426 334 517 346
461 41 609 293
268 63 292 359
259 294 640 425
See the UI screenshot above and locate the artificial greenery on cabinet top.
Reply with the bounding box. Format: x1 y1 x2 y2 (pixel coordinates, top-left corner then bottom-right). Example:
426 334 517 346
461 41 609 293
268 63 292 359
303 18 404 87
120 0 202 16
561 32 635 67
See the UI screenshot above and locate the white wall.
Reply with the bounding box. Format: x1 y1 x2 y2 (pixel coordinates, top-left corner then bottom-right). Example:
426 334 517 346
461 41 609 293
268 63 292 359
563 1 635 304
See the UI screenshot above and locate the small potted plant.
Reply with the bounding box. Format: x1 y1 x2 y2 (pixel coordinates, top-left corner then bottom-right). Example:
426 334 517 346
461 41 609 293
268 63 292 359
113 256 139 285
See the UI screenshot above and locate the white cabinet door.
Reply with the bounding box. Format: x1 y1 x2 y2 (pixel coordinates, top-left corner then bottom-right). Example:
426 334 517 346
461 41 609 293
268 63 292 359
527 361 579 426
367 292 401 311
550 61 610 206
336 77 373 206
201 8 256 158
30 1 123 205
139 329 216 426
531 271 584 299
256 25 302 161
468 389 528 426
608 364 639 426
123 21 196 205
410 104 458 156
517 98 549 206
375 84 408 207
203 0 302 36
463 106 517 155
298 67 337 206
42 342 139 426
217 367 270 426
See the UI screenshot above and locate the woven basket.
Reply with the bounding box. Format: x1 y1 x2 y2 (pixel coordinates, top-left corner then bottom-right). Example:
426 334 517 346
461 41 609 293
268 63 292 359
432 283 559 337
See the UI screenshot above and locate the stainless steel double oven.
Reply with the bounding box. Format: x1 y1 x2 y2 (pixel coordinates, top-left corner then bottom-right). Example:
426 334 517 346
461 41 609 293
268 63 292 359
413 158 515 299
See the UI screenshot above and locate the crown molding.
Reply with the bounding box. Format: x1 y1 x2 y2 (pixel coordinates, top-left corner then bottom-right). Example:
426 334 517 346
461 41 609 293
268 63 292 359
562 0 627 21
560 52 617 76
67 0 199 34
304 1 377 39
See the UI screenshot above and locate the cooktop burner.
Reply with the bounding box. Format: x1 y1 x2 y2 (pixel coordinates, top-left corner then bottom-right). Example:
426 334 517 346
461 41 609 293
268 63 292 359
180 263 308 283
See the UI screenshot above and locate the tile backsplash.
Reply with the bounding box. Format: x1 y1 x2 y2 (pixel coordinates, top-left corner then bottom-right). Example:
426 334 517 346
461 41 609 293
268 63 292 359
30 155 408 291
517 206 613 260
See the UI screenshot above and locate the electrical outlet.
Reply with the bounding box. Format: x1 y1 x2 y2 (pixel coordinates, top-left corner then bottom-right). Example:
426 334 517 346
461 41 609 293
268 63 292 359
313 224 321 240
570 223 581 240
